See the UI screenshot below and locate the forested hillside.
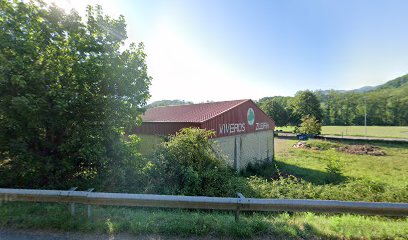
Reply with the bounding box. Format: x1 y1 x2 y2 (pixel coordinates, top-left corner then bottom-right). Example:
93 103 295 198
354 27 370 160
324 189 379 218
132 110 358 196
147 99 193 108
258 74 408 126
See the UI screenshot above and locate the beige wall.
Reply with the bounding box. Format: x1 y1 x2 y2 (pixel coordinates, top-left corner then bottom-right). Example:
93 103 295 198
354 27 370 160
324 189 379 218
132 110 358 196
212 130 274 169
138 134 164 156
138 130 274 170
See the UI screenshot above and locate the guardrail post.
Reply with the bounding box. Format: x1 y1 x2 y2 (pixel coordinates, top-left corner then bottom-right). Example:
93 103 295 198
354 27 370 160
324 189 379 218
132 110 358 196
68 187 78 216
235 192 245 222
87 188 94 218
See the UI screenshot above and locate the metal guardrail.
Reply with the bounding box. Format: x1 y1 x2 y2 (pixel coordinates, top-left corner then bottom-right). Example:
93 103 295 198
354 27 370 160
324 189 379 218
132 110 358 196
1 188 407 221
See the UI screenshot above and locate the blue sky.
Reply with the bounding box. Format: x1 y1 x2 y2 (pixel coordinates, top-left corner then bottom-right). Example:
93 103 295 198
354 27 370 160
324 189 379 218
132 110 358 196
51 0 408 102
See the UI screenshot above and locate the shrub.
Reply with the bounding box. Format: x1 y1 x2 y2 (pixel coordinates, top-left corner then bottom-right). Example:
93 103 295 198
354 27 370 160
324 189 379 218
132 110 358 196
297 115 322 135
324 149 344 183
307 140 341 150
147 128 253 197
247 175 407 202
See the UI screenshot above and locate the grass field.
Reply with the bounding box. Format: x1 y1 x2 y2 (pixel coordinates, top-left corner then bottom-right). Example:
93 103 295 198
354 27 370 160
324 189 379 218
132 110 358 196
275 125 408 139
274 139 408 188
1 139 407 239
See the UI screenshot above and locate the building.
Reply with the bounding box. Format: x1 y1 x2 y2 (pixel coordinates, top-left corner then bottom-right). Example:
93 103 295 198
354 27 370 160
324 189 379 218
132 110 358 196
134 99 275 169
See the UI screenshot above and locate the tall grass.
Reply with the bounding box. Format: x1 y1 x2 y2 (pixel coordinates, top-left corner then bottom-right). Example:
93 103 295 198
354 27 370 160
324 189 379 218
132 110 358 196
1 202 407 239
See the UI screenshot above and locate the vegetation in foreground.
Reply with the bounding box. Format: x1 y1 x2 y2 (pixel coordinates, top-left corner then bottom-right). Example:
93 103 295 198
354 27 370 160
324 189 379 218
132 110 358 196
0 0 151 190
242 139 408 203
1 202 407 239
1 134 407 238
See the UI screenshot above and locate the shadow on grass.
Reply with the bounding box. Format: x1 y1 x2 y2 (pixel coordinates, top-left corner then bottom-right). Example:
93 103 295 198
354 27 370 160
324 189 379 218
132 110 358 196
242 160 347 185
275 160 347 185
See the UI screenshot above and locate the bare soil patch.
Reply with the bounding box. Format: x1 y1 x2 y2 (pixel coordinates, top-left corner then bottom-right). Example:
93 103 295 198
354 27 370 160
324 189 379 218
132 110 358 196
336 145 386 156
292 141 310 149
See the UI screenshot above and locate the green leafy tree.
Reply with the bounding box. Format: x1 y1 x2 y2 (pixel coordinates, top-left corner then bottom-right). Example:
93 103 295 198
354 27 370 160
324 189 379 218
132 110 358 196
261 98 289 126
297 115 322 135
0 1 151 189
290 90 323 125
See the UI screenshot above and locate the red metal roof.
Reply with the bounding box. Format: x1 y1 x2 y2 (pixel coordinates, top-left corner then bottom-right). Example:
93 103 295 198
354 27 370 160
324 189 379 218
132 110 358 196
142 99 249 123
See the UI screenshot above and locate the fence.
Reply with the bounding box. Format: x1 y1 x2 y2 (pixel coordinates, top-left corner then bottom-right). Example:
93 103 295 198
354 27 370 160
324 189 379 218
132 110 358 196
1 188 407 221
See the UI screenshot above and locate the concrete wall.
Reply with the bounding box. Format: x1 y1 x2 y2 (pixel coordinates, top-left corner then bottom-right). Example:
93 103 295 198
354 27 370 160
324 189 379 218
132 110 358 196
212 130 274 169
138 134 165 156
138 130 274 170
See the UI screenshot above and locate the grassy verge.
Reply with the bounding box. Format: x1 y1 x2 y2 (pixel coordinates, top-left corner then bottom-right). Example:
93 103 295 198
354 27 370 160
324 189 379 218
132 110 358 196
1 202 407 239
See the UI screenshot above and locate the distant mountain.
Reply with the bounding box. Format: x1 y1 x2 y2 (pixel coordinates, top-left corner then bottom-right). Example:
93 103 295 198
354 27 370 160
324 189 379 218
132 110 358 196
317 73 408 95
147 99 193 109
351 85 377 93
375 74 408 90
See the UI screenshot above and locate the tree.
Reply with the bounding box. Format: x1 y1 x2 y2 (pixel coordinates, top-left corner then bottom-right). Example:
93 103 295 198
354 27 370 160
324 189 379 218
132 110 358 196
148 128 249 197
261 98 289 126
290 90 323 124
297 115 322 135
0 1 151 189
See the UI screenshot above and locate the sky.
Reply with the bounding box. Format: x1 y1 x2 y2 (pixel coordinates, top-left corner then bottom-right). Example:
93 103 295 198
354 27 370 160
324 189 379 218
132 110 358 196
48 0 408 103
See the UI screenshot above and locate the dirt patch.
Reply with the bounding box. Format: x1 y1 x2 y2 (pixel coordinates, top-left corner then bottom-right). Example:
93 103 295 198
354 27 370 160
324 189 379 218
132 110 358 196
336 145 386 156
292 141 309 149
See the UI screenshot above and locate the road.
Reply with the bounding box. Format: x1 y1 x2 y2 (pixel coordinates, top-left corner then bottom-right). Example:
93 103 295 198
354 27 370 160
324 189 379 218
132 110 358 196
0 229 152 240
0 229 239 240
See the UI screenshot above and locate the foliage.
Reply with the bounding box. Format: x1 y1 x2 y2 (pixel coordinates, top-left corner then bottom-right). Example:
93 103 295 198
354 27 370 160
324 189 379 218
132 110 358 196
324 149 343 182
376 73 408 90
0 1 151 189
317 79 408 126
147 128 253 197
290 90 323 124
306 139 340 150
260 98 289 127
247 174 408 203
259 74 408 126
297 115 322 135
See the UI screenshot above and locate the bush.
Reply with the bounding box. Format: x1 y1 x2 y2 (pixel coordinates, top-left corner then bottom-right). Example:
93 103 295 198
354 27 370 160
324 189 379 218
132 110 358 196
247 175 408 202
297 115 322 135
307 140 341 150
146 128 253 197
324 149 344 183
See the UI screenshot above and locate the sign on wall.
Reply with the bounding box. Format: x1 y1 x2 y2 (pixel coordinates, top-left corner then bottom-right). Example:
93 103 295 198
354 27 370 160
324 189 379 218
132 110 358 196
216 107 272 136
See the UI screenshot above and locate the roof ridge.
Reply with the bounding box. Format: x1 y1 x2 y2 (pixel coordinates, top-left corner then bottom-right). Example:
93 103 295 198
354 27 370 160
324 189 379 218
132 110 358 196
199 99 250 123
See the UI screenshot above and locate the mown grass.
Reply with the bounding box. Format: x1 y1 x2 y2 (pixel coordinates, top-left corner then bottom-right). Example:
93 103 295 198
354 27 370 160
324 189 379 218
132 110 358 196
275 126 408 139
1 202 407 239
322 126 408 139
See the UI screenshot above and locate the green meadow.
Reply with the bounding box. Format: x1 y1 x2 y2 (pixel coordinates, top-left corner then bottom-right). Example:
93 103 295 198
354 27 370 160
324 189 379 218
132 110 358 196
275 125 408 139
